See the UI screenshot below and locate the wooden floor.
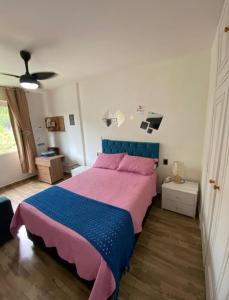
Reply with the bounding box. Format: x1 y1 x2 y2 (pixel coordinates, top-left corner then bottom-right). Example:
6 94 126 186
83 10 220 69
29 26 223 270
0 178 205 300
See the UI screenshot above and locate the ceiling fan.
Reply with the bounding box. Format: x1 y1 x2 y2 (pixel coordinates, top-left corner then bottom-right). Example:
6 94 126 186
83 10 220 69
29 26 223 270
0 50 57 90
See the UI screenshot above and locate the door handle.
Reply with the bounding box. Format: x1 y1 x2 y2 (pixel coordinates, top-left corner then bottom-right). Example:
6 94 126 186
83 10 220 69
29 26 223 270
213 184 220 191
209 179 215 184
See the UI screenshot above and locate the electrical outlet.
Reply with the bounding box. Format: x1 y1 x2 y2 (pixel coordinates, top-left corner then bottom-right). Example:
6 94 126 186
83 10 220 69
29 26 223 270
163 159 168 165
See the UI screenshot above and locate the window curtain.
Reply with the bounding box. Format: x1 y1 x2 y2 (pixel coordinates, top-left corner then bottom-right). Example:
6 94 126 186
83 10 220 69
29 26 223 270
5 87 37 174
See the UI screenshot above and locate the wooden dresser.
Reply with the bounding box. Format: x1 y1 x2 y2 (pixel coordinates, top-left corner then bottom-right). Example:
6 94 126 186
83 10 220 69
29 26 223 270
35 155 65 184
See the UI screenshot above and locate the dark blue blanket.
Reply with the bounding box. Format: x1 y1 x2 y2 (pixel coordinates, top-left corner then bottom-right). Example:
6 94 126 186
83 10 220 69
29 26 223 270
25 186 135 298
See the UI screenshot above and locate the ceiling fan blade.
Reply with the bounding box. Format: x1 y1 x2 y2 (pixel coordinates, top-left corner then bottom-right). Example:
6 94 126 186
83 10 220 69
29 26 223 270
0 72 20 78
31 72 57 80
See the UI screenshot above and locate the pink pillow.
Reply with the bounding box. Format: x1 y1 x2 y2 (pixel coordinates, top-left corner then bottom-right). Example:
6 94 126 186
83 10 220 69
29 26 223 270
93 153 126 170
117 155 155 175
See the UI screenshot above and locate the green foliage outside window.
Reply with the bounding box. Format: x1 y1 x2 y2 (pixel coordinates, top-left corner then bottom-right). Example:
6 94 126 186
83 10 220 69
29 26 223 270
0 105 16 153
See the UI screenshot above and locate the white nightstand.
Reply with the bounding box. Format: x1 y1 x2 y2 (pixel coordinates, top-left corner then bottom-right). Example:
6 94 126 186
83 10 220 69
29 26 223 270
71 166 90 177
162 181 198 218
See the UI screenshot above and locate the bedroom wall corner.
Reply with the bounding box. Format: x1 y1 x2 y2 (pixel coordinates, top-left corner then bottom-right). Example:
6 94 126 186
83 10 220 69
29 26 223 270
42 83 85 169
26 91 49 155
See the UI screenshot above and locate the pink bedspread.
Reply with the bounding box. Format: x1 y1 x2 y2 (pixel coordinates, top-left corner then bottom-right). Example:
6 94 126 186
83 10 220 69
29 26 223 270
11 168 157 300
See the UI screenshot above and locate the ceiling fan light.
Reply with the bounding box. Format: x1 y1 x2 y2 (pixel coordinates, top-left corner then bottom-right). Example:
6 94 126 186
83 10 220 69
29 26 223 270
19 75 39 90
20 81 39 90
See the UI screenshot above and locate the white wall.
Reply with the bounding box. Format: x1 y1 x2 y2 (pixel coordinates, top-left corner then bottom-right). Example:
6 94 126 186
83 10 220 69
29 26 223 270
79 50 210 184
0 151 31 188
27 91 48 155
0 90 46 188
43 83 85 168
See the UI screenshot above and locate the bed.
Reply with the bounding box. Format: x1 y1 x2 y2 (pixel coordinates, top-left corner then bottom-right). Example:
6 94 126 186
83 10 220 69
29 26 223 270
11 139 159 300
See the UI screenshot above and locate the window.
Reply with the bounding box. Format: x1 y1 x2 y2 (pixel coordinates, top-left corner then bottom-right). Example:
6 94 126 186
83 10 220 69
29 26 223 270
0 101 16 154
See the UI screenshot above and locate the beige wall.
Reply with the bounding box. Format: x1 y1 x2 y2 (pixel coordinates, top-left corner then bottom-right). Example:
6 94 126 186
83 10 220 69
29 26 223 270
27 91 48 155
43 83 85 168
79 50 210 185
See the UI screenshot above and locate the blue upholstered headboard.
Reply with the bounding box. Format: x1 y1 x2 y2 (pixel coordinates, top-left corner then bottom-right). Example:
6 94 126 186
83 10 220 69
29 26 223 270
102 139 160 160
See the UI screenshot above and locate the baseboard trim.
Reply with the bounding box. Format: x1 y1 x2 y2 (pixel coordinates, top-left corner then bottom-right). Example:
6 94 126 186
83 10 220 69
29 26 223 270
0 175 37 191
205 264 214 300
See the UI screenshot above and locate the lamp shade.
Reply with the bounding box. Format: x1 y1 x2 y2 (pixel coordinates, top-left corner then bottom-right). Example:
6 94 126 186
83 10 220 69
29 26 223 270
172 161 185 183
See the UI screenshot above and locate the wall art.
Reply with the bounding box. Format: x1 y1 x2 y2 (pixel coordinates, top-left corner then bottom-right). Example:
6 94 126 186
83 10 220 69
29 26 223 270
140 112 163 134
102 110 125 127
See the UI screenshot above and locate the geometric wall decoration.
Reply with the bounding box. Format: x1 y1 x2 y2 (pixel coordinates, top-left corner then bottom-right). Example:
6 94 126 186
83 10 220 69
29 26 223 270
140 112 163 134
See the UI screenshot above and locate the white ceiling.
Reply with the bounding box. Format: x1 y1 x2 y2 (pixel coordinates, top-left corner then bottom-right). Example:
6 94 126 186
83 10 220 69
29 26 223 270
0 0 224 89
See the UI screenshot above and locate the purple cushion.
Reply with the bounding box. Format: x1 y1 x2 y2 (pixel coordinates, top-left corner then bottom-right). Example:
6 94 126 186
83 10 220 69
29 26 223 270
93 153 126 170
117 155 155 175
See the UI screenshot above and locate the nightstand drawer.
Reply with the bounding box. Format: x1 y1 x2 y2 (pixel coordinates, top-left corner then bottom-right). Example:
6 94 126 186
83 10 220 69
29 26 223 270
37 166 50 176
162 188 196 206
162 199 194 218
35 157 51 167
35 155 64 184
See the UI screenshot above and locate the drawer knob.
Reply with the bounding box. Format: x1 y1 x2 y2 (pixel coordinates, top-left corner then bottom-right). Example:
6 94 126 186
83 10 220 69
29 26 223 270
225 27 229 32
209 179 215 184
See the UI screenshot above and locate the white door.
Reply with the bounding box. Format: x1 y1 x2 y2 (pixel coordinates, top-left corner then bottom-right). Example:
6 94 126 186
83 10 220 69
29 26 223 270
205 82 229 300
206 87 229 300
202 1 229 299
217 0 229 88
202 83 228 261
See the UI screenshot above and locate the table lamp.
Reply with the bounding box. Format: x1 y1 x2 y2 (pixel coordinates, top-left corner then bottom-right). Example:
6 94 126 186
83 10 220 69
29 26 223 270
172 161 185 184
